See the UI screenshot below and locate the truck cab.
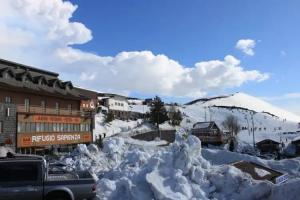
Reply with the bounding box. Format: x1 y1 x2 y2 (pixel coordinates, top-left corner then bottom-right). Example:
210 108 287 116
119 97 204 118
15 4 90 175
0 153 97 200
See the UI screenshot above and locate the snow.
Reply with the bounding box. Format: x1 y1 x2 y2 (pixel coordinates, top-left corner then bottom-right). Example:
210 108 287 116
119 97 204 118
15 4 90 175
129 104 149 114
254 167 271 177
192 93 300 122
179 92 300 149
0 146 14 157
93 113 153 139
61 130 300 200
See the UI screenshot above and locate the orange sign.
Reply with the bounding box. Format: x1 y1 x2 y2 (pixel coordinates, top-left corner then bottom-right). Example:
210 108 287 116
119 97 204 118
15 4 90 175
33 115 81 124
17 133 92 147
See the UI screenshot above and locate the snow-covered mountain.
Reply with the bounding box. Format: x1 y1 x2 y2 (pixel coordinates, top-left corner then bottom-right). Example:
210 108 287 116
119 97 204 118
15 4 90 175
181 92 300 139
186 92 300 122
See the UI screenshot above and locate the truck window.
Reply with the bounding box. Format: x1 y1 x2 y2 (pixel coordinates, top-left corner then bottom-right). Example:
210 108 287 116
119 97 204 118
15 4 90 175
0 162 39 182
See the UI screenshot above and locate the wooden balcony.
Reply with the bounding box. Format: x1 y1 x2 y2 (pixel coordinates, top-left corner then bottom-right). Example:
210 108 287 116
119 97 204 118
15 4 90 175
17 104 91 117
191 130 229 144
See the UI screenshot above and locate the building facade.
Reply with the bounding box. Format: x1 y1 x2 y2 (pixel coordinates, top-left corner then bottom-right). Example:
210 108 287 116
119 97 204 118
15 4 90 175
98 93 130 120
0 59 93 154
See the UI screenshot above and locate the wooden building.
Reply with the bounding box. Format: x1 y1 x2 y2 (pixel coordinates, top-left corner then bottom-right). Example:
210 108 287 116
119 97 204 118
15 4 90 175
0 58 94 154
291 136 300 155
191 121 229 145
256 139 280 154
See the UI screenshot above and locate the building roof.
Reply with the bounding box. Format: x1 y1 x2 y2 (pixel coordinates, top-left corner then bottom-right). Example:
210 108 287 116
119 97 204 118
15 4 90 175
98 92 129 100
0 58 58 77
292 136 300 143
74 87 98 99
193 121 219 129
231 161 286 184
256 139 280 145
0 58 86 100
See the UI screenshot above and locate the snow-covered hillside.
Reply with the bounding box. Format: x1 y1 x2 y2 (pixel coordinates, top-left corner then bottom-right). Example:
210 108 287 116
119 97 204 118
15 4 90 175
182 93 300 135
186 92 300 122
93 92 300 145
181 92 300 146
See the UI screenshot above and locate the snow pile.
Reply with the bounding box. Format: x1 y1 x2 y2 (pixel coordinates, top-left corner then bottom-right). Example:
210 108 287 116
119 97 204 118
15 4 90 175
96 132 277 200
202 148 300 178
0 146 14 157
62 137 129 175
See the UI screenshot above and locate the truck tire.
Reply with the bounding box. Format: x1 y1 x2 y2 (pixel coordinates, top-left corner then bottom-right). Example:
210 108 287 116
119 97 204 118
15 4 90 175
46 191 71 200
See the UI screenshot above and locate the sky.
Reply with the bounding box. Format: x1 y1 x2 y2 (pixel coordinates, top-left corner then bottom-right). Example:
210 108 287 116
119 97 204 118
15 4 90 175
0 0 299 115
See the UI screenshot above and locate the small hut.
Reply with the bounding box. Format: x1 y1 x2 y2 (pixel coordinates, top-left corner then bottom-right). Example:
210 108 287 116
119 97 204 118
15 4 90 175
256 139 280 154
291 136 300 155
191 121 228 145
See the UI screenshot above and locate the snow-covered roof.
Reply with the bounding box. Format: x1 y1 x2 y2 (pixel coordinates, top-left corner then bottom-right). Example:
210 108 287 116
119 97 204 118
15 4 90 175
292 135 300 142
193 122 216 129
98 96 110 100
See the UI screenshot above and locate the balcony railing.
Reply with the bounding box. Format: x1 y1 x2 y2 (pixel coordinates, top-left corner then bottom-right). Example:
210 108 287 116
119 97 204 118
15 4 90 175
17 104 91 117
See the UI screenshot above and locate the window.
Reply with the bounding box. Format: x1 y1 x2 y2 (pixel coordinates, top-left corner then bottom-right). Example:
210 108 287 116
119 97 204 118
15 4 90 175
80 124 85 132
0 162 39 182
53 123 57 132
68 124 72 132
55 102 59 114
18 122 26 133
36 123 41 132
63 124 67 132
40 123 45 132
48 123 53 132
68 104 72 113
30 123 36 133
25 122 31 132
85 124 90 132
6 108 10 117
41 101 46 113
0 121 3 133
5 96 11 103
4 72 12 79
24 98 30 112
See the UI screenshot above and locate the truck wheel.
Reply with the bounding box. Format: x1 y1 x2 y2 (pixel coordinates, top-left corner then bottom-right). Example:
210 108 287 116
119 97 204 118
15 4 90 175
46 191 71 200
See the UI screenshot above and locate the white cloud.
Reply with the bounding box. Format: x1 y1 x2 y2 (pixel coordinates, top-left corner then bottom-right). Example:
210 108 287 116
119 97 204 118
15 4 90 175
0 0 269 98
235 39 256 56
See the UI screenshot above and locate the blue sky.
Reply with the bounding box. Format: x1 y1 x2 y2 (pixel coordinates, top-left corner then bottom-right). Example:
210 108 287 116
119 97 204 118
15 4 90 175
0 0 299 114
71 0 298 94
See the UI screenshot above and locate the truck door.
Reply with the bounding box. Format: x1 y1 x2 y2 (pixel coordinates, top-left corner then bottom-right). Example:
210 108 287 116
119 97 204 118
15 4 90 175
0 161 43 200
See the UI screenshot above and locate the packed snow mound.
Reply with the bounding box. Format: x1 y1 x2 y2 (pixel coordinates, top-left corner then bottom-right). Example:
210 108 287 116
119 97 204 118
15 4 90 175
0 146 14 157
96 131 285 200
62 138 129 175
187 92 300 122
60 131 300 200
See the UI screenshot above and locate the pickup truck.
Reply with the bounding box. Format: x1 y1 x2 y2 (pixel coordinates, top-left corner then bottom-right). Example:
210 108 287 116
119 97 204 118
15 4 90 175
0 153 98 200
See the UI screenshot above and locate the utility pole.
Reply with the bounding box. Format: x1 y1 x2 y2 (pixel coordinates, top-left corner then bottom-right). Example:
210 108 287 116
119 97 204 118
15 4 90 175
251 112 256 149
245 115 251 136
204 106 207 122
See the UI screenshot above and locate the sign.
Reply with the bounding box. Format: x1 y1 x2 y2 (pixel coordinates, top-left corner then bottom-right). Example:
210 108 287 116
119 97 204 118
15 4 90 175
275 174 289 185
17 132 92 147
32 115 81 124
